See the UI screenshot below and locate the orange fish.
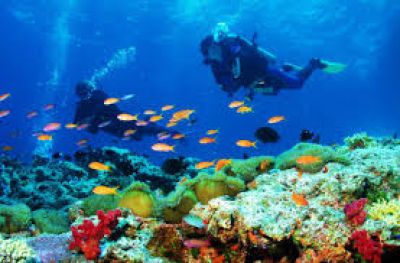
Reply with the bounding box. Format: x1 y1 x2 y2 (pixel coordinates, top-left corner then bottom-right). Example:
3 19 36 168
296 155 322 165
0 93 10 101
117 113 138 121
149 115 163 122
212 255 225 263
65 123 78 129
166 122 177 127
228 101 244 108
37 134 53 141
179 177 188 184
215 159 232 171
322 165 329 173
26 111 38 119
236 140 256 148
123 129 136 137
172 109 195 121
248 230 258 244
236 106 252 113
43 104 55 111
136 120 149 126
268 115 285 124
2 146 13 151
199 137 216 144
76 139 88 146
43 122 61 132
88 162 110 171
93 186 119 195
103 97 120 105
207 129 219 135
195 161 215 169
292 192 309 206
258 160 270 172
161 105 174 111
144 110 156 115
151 143 175 152
0 110 10 118
172 133 185 140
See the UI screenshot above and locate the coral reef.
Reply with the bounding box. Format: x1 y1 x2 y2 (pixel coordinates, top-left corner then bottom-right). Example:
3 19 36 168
345 132 377 150
350 230 383 263
275 142 349 173
32 209 69 234
0 236 36 263
0 204 31 234
119 182 156 218
344 198 367 225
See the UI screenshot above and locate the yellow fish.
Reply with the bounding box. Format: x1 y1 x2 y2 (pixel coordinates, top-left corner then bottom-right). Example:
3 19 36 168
296 155 322 165
123 129 136 137
65 123 78 129
151 143 175 152
207 129 219 135
268 116 285 124
215 159 232 171
236 140 256 148
172 133 185 140
93 186 119 195
37 134 53 141
236 106 252 114
199 137 216 144
161 105 174 111
166 122 177 127
117 113 138 121
144 110 157 115
104 97 120 105
149 115 163 122
228 101 244 108
172 109 195 121
195 161 215 170
2 146 13 152
88 162 110 171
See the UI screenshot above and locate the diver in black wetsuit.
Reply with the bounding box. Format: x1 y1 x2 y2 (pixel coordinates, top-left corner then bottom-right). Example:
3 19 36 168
200 22 330 99
74 82 169 140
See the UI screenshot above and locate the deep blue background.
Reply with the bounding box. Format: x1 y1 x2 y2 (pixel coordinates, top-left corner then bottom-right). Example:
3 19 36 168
0 0 399 164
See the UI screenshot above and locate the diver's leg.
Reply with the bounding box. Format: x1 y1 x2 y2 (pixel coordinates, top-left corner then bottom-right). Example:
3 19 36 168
266 66 304 89
296 58 325 81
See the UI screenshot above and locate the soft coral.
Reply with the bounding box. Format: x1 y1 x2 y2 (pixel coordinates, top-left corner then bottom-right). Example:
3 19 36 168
344 198 367 225
351 230 382 263
69 209 121 260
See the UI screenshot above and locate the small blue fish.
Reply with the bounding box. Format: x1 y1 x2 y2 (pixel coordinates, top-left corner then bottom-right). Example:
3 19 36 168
183 214 206 229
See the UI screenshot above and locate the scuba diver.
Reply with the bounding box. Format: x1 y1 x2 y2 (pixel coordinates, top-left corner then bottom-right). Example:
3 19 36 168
200 22 346 99
74 81 171 140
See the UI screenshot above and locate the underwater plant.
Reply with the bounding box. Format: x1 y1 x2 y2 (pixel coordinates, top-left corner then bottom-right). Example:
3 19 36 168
118 182 156 218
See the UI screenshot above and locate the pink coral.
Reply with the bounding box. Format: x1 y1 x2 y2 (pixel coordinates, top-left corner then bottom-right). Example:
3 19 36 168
344 198 367 225
69 209 121 260
350 230 382 263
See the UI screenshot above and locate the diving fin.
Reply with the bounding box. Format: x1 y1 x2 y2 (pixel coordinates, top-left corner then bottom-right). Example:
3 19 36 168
320 60 347 74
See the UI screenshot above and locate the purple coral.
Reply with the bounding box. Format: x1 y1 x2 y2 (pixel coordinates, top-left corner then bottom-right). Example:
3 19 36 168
344 198 367 225
28 233 73 263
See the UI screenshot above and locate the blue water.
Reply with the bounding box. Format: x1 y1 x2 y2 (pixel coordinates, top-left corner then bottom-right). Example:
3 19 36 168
1 0 399 163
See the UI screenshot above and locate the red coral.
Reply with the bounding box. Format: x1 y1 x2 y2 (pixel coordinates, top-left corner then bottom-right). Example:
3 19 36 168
344 198 367 225
69 209 121 260
350 230 382 263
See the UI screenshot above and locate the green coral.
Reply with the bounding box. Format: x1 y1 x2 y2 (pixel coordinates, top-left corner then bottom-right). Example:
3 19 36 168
82 194 119 216
229 156 275 182
193 172 245 204
119 181 156 218
163 188 199 223
344 132 377 150
0 204 32 234
275 143 350 173
32 209 69 234
368 199 400 227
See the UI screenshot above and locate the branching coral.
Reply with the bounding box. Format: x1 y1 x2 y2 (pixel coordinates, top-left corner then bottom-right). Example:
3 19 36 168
344 198 367 225
350 230 382 263
368 199 400 226
69 209 121 260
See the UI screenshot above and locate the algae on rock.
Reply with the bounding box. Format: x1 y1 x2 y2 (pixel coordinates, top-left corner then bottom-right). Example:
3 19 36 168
32 209 69 234
0 204 32 234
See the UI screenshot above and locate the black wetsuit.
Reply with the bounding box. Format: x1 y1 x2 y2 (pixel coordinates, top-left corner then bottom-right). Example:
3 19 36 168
74 89 168 140
201 34 321 96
